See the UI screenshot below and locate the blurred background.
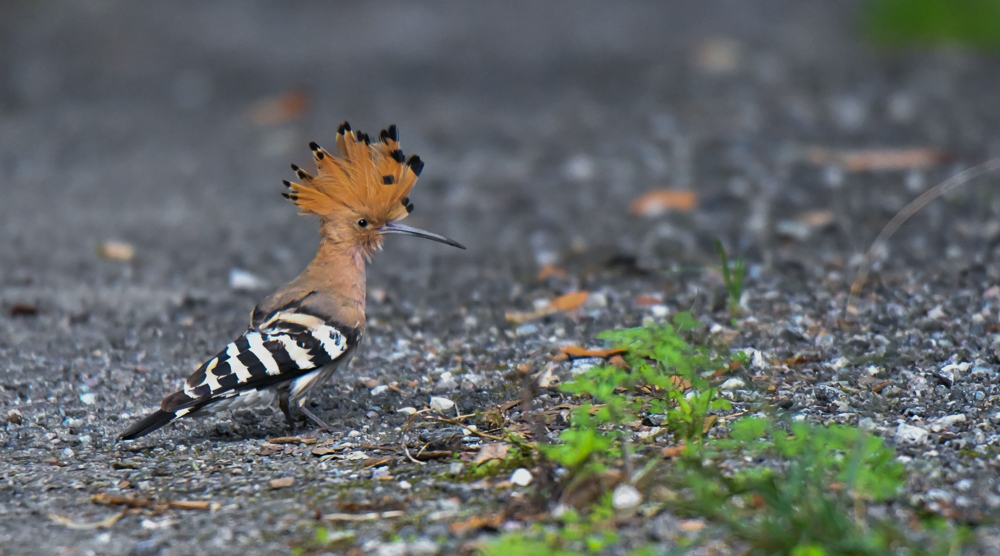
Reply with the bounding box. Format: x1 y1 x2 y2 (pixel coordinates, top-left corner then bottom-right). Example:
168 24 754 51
2 0 1000 306
7 2 1000 553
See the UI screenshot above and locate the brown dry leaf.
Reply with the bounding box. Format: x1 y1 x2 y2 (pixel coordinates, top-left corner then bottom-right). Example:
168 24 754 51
268 436 314 445
806 147 948 172
608 355 630 370
871 381 893 394
537 265 568 280
702 415 718 433
550 291 589 312
449 514 503 536
249 90 309 126
670 376 692 390
560 345 628 360
797 210 835 228
785 355 821 366
678 519 706 532
91 494 150 508
97 241 134 261
168 501 214 511
311 446 340 456
635 295 664 307
630 190 698 216
506 291 590 324
473 443 510 466
10 303 38 317
269 477 295 489
663 445 686 459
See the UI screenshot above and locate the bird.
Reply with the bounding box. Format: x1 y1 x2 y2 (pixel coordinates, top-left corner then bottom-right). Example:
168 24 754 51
119 122 465 440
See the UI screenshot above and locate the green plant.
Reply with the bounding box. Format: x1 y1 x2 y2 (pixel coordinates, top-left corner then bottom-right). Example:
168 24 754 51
715 240 745 314
541 314 733 478
866 0 1000 50
672 418 965 556
291 526 355 555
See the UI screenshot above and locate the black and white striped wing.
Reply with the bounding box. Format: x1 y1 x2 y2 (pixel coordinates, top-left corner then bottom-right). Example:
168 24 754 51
177 311 349 412
119 310 350 440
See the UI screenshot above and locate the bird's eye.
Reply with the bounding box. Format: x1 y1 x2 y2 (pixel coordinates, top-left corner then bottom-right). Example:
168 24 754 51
357 219 369 228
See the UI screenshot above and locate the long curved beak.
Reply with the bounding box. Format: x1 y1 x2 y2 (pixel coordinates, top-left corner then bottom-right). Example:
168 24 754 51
380 222 466 249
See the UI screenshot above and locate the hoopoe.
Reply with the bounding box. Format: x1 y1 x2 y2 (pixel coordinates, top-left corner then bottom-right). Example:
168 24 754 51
119 122 464 440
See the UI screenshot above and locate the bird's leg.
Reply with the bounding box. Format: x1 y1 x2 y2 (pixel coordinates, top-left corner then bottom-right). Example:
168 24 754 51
298 403 334 433
278 394 296 435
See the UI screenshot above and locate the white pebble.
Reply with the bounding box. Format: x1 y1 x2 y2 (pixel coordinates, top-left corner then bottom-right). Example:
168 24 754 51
515 324 538 337
510 468 533 486
62 447 74 458
896 422 929 444
398 480 412 490
397 407 417 415
370 385 389 396
79 393 97 405
612 484 642 510
430 397 455 412
229 268 267 290
720 378 745 390
929 414 966 432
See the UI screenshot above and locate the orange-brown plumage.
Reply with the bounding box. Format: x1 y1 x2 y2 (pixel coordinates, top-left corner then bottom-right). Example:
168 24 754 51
284 122 418 226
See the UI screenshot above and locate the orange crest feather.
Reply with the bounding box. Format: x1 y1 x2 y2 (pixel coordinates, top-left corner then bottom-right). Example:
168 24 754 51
283 122 420 222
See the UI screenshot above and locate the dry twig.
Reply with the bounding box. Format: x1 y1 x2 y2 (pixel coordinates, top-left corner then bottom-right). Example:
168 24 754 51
847 157 1000 316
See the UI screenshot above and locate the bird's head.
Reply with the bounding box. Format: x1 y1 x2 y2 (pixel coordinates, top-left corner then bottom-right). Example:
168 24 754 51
283 122 465 260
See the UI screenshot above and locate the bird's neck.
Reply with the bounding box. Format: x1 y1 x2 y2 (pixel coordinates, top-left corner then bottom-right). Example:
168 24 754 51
302 238 366 310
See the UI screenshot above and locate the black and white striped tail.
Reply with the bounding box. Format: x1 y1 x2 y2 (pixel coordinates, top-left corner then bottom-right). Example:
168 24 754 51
119 409 178 440
119 308 353 440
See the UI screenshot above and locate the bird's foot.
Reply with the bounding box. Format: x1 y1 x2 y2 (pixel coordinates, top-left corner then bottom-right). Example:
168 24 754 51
298 405 334 434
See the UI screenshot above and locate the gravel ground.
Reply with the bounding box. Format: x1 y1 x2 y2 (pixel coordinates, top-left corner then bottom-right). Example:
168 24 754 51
4 1 1000 554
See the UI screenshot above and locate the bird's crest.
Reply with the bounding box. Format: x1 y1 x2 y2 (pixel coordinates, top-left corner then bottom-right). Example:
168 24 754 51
283 122 419 222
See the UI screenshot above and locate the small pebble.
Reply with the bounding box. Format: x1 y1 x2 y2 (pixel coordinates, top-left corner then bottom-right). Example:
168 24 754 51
515 324 538 337
229 268 267 290
720 378 745 390
7 409 22 425
929 414 965 432
510 468 533 486
896 422 929 444
97 240 134 261
449 462 464 475
430 396 455 412
398 480 412 490
398 407 417 415
612 484 642 510
370 385 389 396
79 393 97 405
